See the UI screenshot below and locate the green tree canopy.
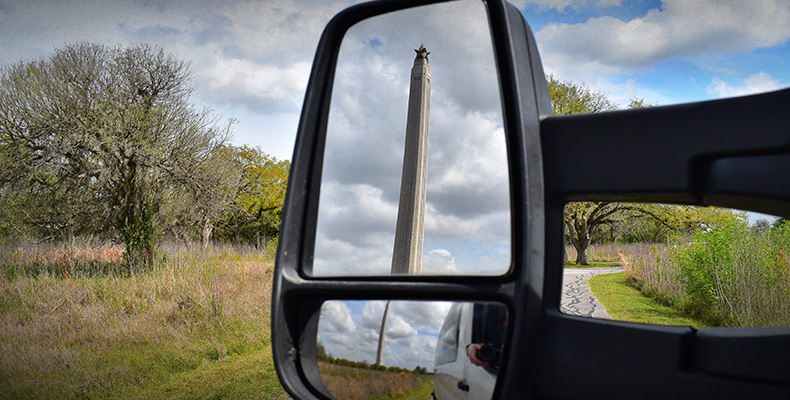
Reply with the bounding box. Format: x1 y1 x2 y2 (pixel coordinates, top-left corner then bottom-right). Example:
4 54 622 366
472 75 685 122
547 74 617 116
212 145 289 247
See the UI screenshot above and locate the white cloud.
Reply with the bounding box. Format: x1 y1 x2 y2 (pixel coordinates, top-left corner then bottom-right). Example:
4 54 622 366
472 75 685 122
391 301 452 334
0 0 362 161
423 249 458 274
319 301 356 334
707 72 786 98
537 0 790 74
386 314 419 341
204 57 311 111
513 0 623 11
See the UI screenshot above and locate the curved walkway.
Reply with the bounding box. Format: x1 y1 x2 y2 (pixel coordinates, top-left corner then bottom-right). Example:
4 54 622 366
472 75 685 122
561 266 624 319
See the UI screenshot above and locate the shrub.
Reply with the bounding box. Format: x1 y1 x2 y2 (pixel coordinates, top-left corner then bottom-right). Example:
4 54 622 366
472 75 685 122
622 218 790 327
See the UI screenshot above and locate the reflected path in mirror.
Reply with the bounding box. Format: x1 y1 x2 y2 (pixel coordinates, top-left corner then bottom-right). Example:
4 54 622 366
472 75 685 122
317 300 507 400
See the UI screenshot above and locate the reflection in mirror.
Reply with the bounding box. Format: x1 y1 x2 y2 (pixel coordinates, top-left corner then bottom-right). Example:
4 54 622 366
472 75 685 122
317 300 506 400
561 202 789 327
312 0 510 277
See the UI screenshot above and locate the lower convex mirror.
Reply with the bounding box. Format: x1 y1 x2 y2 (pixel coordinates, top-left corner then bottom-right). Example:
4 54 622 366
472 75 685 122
317 300 507 400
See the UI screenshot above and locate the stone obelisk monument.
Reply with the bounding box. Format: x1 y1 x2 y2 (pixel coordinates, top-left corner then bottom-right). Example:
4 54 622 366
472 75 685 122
390 44 431 275
376 45 431 367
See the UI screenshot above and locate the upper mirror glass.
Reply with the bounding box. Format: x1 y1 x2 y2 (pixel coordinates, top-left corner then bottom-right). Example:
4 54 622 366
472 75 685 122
561 202 789 328
317 300 506 400
312 0 510 277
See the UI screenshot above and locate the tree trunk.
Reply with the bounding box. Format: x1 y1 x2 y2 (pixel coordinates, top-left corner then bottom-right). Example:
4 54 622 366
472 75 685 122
119 178 157 273
569 224 591 265
201 216 213 251
573 240 589 265
233 213 240 244
566 218 591 265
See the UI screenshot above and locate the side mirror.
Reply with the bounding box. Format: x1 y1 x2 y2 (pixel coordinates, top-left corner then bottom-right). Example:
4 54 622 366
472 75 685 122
272 0 549 398
272 0 790 399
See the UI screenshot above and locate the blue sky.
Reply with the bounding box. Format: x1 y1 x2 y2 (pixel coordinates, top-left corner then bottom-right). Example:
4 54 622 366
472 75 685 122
521 0 790 106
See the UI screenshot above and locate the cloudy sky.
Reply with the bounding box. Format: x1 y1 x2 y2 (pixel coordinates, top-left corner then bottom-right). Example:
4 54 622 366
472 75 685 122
312 0 512 276
318 300 453 370
3 0 789 371
3 0 787 161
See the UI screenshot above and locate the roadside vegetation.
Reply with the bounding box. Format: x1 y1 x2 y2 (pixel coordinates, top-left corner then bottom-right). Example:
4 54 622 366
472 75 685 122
620 219 790 327
318 362 431 400
567 216 790 328
0 242 287 399
317 344 431 400
0 44 292 398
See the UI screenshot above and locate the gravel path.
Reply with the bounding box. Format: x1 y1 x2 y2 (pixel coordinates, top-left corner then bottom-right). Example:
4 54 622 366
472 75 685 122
561 266 625 319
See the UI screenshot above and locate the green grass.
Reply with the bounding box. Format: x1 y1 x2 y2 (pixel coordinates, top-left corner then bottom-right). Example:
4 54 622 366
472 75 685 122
0 243 286 399
375 379 434 400
564 260 621 268
589 272 709 328
134 346 288 400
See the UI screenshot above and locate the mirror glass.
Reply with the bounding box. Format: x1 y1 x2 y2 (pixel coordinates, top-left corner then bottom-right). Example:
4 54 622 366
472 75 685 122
561 202 789 328
311 0 510 277
317 300 506 400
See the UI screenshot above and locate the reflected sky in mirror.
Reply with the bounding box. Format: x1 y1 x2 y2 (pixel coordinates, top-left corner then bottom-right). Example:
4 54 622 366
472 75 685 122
318 300 453 371
313 0 510 276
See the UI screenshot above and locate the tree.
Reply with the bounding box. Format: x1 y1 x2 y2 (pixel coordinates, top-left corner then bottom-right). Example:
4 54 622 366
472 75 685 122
626 97 657 109
213 145 289 247
565 202 620 265
0 43 233 270
547 75 617 116
160 143 242 251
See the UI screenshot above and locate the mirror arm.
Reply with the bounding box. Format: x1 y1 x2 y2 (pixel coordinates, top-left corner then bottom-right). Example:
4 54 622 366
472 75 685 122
541 88 790 201
701 153 790 219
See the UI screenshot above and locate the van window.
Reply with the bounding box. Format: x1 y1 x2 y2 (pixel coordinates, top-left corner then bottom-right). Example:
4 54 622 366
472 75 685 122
471 303 508 370
435 304 462 365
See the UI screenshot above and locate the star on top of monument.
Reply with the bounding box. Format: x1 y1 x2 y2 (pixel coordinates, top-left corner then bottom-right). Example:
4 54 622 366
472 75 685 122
414 44 430 61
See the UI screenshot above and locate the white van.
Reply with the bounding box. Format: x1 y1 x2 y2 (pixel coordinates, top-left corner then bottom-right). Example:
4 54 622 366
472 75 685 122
433 303 506 400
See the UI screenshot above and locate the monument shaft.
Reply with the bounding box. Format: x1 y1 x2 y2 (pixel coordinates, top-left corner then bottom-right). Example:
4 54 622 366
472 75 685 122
391 46 431 275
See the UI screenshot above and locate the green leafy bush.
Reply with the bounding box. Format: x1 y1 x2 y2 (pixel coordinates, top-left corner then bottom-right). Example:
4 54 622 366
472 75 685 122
667 218 789 326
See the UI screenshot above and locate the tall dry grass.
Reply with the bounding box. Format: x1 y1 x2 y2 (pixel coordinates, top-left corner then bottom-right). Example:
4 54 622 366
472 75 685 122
617 220 790 327
0 241 277 399
565 242 644 264
1 241 127 277
318 362 427 400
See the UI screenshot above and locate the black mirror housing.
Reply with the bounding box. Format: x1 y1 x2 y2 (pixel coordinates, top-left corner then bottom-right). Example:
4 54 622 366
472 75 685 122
272 0 551 398
272 0 790 399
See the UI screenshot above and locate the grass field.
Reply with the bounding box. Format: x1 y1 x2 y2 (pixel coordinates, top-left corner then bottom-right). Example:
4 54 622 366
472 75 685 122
588 272 709 328
564 261 620 268
0 242 289 399
318 362 432 400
